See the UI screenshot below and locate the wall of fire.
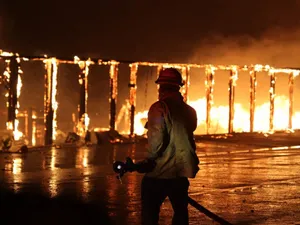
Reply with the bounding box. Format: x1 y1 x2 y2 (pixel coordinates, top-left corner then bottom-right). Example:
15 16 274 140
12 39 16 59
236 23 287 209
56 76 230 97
1 50 300 146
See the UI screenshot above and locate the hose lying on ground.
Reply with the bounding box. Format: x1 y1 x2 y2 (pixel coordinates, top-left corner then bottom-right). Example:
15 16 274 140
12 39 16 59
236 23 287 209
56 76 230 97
188 196 233 225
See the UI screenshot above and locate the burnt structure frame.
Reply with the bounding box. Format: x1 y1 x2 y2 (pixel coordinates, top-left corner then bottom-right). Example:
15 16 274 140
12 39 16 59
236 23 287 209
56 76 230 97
1 51 300 145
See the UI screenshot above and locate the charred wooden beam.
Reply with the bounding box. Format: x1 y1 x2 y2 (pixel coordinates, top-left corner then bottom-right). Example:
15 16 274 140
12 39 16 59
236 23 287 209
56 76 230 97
269 71 276 131
228 69 238 133
129 63 138 136
205 66 215 134
181 66 190 102
250 70 257 132
7 57 19 131
44 58 58 145
77 60 90 135
109 62 119 130
288 73 294 130
27 107 33 145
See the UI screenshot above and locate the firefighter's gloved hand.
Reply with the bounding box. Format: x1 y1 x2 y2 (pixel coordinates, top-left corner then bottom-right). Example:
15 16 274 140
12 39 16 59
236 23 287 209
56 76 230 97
135 158 156 173
125 157 137 172
125 157 157 173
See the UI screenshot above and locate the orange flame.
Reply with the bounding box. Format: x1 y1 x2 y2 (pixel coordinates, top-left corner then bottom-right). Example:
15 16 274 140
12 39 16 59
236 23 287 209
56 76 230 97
133 95 300 135
2 54 24 141
74 56 92 137
51 58 58 140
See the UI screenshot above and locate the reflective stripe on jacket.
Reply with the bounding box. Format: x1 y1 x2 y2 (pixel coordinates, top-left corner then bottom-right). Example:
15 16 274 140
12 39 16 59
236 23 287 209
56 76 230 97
145 92 199 179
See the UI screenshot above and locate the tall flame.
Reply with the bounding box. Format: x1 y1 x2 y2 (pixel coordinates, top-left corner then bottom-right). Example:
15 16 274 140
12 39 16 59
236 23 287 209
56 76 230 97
2 55 24 141
74 57 92 137
130 64 300 135
14 56 24 140
132 95 300 135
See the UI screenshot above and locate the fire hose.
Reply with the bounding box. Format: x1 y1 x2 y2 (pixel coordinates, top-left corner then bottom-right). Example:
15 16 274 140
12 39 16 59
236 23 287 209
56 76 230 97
113 158 233 225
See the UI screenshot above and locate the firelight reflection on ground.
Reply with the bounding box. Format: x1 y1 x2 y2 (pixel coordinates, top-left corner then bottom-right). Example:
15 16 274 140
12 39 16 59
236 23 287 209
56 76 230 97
1 143 300 224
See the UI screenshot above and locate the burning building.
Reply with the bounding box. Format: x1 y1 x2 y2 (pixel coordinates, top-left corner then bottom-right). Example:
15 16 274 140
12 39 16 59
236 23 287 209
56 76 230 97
1 49 300 147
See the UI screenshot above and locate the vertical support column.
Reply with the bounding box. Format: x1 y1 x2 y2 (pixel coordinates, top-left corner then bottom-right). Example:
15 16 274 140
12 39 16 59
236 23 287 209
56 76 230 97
27 107 33 145
288 72 294 130
109 61 119 130
44 59 53 145
249 70 257 132
44 58 58 145
205 66 215 134
77 59 90 136
180 66 190 102
269 71 276 131
6 57 18 132
129 63 138 136
228 68 238 133
32 109 37 146
72 113 77 133
4 55 23 140
25 111 28 137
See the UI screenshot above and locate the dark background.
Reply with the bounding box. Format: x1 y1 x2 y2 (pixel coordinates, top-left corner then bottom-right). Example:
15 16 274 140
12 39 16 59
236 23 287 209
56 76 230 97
1 0 300 134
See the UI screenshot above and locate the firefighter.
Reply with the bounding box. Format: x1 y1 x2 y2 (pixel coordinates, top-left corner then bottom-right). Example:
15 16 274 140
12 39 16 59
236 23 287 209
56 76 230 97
127 68 199 225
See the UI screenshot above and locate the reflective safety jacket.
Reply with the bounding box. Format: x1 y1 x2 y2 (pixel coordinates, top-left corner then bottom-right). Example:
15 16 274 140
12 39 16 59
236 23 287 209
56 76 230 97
145 91 199 179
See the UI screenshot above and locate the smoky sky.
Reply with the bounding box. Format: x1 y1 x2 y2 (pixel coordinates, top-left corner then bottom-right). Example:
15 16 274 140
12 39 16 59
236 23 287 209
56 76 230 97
1 0 300 62
2 1 300 133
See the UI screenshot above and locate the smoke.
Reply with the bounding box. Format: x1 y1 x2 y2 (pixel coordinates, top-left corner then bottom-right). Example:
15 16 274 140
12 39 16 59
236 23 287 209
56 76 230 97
190 27 300 68
188 27 300 116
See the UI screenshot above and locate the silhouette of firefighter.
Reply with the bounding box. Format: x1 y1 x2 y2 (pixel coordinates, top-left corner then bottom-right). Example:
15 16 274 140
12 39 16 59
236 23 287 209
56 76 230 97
126 68 200 225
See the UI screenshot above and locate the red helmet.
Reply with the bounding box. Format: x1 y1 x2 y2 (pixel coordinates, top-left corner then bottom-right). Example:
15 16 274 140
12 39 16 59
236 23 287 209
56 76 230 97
155 68 184 86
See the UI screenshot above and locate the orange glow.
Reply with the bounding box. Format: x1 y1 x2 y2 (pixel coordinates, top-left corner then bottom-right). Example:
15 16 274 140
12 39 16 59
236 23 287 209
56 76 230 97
0 50 14 57
32 120 37 146
49 148 58 197
32 110 37 146
2 50 300 137
131 65 300 135
2 55 24 141
12 158 22 174
116 99 131 132
14 56 24 140
134 111 148 135
51 58 58 140
109 61 119 99
75 57 92 136
133 95 300 135
43 58 59 141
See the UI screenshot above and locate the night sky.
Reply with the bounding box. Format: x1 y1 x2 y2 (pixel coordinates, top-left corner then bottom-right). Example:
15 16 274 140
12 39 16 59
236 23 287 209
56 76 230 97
1 0 300 63
1 1 300 133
